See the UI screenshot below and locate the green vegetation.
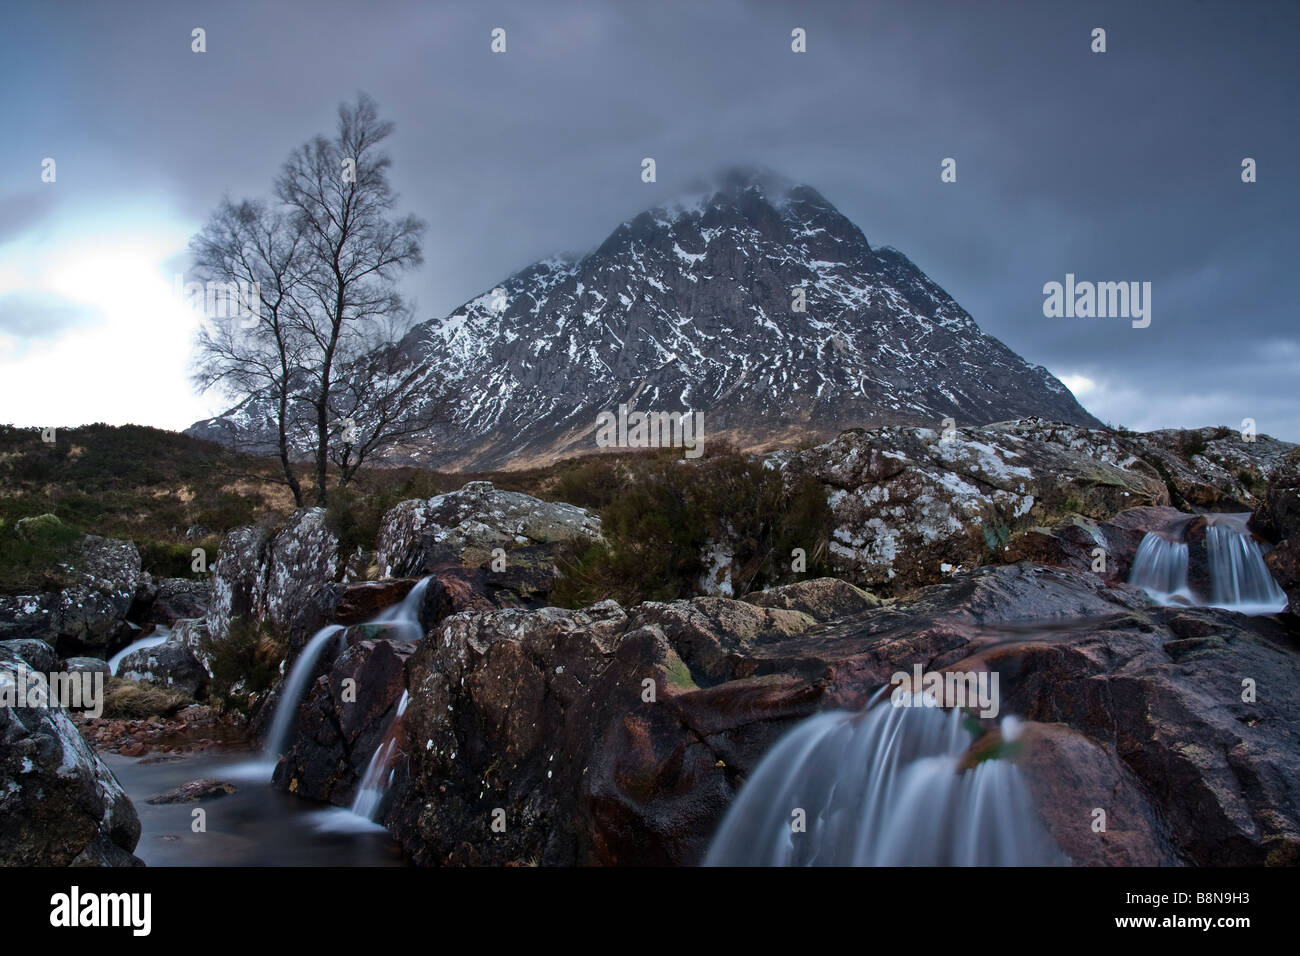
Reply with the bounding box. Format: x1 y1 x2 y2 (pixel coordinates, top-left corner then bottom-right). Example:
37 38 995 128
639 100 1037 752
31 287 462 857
551 446 833 608
1 424 838 609
324 469 456 557
0 512 82 593
199 619 285 712
0 424 275 589
1181 431 1209 458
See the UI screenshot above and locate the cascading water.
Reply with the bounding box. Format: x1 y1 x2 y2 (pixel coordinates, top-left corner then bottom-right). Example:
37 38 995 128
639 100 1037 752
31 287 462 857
263 624 345 759
1206 517 1288 612
368 577 431 643
1130 513 1286 614
263 576 431 766
341 580 430 819
109 626 171 675
703 699 1067 866
350 690 409 821
1128 534 1192 604
246 575 431 830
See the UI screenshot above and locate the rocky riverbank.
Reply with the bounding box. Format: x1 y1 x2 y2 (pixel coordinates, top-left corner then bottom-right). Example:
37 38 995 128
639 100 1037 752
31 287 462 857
3 418 1298 867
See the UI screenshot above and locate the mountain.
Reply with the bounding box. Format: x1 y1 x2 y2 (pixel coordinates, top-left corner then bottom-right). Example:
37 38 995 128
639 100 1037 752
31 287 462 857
188 166 1099 469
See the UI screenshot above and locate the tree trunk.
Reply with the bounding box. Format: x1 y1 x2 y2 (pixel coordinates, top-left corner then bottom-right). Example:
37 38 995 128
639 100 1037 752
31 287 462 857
277 386 303 508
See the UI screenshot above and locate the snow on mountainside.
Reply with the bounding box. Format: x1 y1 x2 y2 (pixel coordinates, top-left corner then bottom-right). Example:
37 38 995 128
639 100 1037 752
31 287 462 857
188 166 1099 470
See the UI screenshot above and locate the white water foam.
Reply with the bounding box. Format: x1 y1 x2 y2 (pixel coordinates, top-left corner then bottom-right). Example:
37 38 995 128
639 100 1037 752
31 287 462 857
703 701 1066 866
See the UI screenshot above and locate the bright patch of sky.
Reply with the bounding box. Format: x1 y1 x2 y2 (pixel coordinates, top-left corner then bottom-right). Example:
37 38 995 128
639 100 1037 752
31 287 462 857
0 201 224 430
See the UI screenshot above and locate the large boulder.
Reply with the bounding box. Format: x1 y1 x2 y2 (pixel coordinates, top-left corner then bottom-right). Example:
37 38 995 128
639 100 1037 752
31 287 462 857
1130 427 1295 512
785 420 1168 593
0 645 142 865
375 481 600 582
0 638 57 673
271 638 414 805
0 535 141 656
268 567 582 791
1004 505 1188 584
207 508 340 641
117 632 208 699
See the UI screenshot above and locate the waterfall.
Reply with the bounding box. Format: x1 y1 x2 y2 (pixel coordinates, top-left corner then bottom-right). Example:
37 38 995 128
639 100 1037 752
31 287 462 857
1205 516 1288 612
368 577 431 643
703 701 1066 866
263 624 345 759
109 626 171 675
264 575 431 764
1128 534 1192 603
350 690 409 821
1129 514 1286 614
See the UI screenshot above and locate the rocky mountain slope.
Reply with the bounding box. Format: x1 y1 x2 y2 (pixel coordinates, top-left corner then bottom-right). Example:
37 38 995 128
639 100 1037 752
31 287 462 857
189 167 1099 469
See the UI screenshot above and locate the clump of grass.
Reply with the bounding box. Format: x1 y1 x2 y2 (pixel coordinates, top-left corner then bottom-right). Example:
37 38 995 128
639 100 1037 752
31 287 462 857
325 470 458 556
101 677 194 719
548 455 640 511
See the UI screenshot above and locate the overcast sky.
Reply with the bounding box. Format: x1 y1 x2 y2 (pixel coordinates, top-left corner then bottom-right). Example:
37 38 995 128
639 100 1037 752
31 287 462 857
1 0 1296 438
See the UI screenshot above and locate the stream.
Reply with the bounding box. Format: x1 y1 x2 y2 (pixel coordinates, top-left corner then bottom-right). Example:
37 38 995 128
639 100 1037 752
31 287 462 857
105 748 407 866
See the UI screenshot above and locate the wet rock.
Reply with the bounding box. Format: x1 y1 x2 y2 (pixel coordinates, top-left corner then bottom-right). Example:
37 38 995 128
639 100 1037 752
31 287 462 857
1265 539 1300 614
1252 452 1300 610
742 577 883 622
272 638 414 805
359 563 1299 867
1005 506 1188 584
420 566 499 623
288 579 416 657
0 646 143 866
146 779 236 804
1016 722 1182 866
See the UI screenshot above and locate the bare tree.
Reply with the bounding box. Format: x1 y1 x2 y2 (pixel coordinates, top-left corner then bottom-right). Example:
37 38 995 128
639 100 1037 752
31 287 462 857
275 93 425 506
190 198 310 506
326 312 446 485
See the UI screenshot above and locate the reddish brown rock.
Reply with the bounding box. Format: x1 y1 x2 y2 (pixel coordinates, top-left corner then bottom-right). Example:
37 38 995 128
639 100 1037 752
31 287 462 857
271 638 414 805
376 563 1300 866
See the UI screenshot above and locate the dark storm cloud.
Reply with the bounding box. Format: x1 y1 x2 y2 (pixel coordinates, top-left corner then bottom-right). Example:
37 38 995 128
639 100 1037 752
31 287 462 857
1 0 1296 435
